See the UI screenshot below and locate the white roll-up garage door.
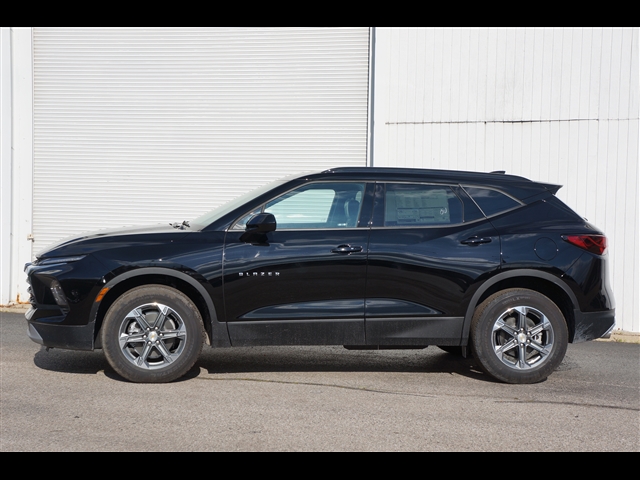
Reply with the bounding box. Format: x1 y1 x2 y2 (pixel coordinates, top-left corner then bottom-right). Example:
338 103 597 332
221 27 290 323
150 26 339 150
32 27 370 255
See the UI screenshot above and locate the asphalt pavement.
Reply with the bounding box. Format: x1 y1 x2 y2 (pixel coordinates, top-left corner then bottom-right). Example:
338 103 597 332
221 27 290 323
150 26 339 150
1 311 639 451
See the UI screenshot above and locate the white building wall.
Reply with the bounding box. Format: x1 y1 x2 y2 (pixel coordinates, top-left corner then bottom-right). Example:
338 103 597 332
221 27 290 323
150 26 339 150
12 28 34 305
0 27 12 305
31 27 371 256
372 27 639 333
1 28 33 306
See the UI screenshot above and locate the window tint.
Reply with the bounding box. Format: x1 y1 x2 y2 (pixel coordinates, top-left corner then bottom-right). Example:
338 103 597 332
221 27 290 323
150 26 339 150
266 189 336 225
233 182 365 230
464 187 521 217
451 186 485 223
384 184 463 227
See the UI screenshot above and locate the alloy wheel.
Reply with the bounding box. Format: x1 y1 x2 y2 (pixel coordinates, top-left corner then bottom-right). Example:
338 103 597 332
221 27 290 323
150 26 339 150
491 306 555 371
118 303 188 370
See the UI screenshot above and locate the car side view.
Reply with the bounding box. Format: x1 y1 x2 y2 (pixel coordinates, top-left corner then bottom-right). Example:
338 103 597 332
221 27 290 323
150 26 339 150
24 168 616 384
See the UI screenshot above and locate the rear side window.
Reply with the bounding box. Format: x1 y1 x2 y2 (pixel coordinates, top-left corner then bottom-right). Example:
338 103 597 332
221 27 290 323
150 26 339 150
384 184 463 227
464 187 521 217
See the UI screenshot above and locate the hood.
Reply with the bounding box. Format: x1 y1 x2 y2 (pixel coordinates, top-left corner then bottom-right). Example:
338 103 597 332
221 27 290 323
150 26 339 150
37 224 191 259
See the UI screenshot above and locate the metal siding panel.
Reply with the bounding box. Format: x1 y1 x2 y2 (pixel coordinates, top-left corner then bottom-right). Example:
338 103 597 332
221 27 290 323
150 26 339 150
549 29 565 121
421 29 435 125
454 30 467 122
579 28 595 119
32 27 370 254
559 28 574 120
466 29 482 122
539 28 556 121
575 119 590 213
432 29 446 123
618 28 633 120
584 120 600 223
511 29 525 121
607 28 624 119
522 29 536 122
599 28 614 119
485 29 499 122
565 120 579 210
414 30 427 126
625 119 639 333
631 29 640 120
450 29 463 122
568 29 583 120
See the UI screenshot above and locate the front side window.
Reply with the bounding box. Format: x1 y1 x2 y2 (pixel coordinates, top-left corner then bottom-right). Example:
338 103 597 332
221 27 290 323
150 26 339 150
233 182 366 231
266 188 336 226
384 184 463 227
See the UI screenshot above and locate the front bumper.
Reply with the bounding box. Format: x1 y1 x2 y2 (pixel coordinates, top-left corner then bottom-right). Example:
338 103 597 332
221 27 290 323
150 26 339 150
24 255 107 351
27 310 96 351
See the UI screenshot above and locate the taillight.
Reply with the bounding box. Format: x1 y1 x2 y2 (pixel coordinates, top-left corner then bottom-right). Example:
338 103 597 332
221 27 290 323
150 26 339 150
563 235 608 255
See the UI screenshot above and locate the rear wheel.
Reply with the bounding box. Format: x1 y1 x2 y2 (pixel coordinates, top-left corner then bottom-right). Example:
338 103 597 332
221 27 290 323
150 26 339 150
101 285 205 383
470 289 568 384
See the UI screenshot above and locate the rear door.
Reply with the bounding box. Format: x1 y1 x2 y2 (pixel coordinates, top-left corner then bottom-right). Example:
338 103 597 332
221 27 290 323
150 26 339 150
365 182 501 346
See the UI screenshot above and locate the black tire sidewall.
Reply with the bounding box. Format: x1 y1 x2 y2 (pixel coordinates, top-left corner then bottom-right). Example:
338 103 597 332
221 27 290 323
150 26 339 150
470 289 568 385
102 285 204 384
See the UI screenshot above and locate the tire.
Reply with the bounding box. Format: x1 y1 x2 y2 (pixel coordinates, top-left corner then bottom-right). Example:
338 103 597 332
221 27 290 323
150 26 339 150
470 289 568 385
101 285 205 383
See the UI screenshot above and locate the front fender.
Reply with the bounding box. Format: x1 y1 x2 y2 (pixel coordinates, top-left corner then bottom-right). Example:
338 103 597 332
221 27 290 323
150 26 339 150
90 267 230 349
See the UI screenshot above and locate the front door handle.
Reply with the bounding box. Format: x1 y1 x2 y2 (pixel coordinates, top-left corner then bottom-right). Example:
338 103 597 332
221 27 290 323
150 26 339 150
461 237 493 246
332 245 363 254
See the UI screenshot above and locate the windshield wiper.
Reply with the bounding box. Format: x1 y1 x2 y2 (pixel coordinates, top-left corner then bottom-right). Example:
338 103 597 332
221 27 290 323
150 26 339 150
170 221 191 230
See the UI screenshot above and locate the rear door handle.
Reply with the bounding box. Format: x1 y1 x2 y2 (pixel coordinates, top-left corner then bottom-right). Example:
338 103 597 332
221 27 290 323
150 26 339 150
461 237 493 246
332 245 363 254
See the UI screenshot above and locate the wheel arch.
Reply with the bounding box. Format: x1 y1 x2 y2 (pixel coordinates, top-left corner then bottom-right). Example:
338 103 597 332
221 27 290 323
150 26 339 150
463 270 580 344
91 268 230 349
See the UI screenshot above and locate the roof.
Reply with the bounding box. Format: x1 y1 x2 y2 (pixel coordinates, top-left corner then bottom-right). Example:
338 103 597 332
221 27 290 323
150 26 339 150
310 167 562 200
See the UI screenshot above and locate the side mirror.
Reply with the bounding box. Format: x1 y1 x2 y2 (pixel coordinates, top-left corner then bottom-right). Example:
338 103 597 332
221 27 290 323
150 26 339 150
246 213 277 234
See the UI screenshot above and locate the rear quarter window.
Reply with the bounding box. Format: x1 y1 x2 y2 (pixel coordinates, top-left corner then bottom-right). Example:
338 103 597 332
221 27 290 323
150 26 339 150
463 186 522 217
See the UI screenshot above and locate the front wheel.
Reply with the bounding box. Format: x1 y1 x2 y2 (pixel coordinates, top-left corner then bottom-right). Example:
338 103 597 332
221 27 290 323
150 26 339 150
470 289 568 384
101 285 205 383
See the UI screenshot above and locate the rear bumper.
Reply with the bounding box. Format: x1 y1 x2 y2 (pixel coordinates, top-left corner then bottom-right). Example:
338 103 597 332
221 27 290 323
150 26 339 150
573 309 616 343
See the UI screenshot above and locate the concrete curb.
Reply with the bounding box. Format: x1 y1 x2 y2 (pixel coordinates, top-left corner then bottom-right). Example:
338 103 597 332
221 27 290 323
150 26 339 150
1 305 29 314
600 332 640 345
2 305 639 344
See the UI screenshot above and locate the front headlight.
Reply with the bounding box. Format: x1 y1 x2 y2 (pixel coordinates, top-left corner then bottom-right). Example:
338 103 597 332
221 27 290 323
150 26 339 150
37 256 86 266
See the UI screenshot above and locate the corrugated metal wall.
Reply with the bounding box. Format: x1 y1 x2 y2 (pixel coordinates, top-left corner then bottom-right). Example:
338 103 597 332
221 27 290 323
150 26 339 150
32 27 371 255
373 27 639 333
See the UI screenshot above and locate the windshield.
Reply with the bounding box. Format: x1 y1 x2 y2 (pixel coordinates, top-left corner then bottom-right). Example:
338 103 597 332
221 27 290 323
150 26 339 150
190 177 293 228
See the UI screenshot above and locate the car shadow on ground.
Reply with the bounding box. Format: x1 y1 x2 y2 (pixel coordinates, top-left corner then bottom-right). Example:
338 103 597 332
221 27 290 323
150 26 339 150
33 345 493 383
198 346 492 381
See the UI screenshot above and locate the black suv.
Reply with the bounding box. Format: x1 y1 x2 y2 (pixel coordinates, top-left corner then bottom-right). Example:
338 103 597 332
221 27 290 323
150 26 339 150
25 168 615 384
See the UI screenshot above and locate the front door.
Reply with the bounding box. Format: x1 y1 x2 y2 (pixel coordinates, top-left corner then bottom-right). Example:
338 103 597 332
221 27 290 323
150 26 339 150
222 182 372 347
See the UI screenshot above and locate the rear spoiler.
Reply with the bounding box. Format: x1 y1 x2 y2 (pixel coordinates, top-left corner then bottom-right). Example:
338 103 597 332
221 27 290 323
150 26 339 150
539 182 563 195
490 171 562 196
